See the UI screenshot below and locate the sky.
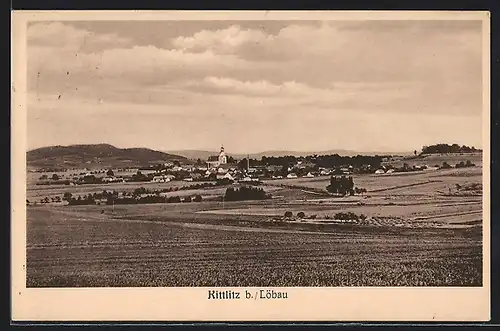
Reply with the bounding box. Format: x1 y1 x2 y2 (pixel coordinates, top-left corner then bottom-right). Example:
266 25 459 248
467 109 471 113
26 20 484 154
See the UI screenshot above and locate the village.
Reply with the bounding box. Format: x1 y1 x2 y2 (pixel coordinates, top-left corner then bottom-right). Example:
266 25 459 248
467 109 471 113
31 145 470 189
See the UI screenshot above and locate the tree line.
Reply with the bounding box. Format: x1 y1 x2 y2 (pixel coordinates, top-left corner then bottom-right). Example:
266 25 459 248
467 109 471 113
224 186 271 202
61 191 203 206
421 144 480 154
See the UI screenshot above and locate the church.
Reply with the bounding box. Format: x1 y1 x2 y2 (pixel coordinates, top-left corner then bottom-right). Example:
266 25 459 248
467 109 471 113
207 145 228 168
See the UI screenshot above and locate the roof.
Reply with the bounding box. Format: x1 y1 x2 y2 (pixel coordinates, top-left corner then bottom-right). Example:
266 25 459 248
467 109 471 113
207 156 219 161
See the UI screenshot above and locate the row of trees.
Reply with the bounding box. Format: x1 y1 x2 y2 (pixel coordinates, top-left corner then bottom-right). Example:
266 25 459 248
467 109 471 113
440 160 476 170
455 160 476 168
281 211 367 221
60 190 204 206
421 144 480 154
224 186 271 202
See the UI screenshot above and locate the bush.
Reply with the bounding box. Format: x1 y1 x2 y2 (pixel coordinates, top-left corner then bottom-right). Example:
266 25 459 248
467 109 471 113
193 195 203 202
334 212 360 221
284 211 293 218
297 212 305 218
440 162 452 169
167 196 181 203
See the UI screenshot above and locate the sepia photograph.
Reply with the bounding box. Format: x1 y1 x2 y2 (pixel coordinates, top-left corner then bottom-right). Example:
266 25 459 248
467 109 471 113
11 10 490 321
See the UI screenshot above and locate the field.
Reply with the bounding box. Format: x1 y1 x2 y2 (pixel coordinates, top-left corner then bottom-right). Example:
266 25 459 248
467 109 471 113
382 152 483 169
26 166 483 287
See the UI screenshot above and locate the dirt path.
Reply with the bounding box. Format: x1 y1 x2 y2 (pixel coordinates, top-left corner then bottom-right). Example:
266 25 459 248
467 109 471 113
412 210 482 221
368 180 442 193
52 212 341 236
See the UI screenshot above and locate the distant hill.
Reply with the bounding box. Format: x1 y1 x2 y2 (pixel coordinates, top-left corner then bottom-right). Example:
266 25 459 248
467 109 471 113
168 149 412 160
27 144 188 169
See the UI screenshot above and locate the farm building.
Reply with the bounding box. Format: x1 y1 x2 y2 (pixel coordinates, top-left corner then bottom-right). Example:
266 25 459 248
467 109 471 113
375 169 385 174
287 173 298 179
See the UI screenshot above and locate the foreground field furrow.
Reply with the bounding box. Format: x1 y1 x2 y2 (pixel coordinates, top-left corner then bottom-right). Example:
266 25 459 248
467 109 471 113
28 240 479 268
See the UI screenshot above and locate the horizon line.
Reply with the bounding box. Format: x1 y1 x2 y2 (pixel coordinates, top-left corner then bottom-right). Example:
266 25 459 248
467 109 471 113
26 142 483 156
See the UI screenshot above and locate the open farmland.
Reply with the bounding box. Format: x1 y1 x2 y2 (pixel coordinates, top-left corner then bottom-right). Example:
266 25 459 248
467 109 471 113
27 205 481 287
382 153 483 169
26 166 483 287
26 181 218 200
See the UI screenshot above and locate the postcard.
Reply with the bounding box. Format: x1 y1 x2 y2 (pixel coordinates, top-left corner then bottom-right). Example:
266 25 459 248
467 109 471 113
11 10 491 322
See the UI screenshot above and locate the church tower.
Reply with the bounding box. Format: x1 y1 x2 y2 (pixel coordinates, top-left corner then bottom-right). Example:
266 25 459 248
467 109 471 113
218 145 227 165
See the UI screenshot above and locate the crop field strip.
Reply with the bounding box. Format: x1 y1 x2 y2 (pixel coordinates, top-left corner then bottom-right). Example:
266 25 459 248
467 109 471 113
27 213 481 287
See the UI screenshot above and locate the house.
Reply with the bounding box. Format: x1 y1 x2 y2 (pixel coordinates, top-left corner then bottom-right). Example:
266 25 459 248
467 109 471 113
266 165 282 172
139 169 157 175
320 169 331 176
386 169 395 174
304 172 315 178
165 174 176 181
183 177 193 182
425 165 439 171
190 173 203 181
217 173 234 181
296 162 315 169
375 169 385 174
340 167 350 174
152 175 171 183
287 173 298 179
217 167 228 174
223 173 234 180
102 176 124 183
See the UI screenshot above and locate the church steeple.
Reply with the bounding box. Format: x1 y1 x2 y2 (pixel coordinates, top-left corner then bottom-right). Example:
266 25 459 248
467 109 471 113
218 144 227 165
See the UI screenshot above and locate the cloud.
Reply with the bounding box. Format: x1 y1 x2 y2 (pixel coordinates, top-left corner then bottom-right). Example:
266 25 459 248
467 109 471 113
192 76 324 97
171 25 270 53
28 42 261 100
169 21 482 85
28 22 133 51
180 76 420 112
26 20 484 152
